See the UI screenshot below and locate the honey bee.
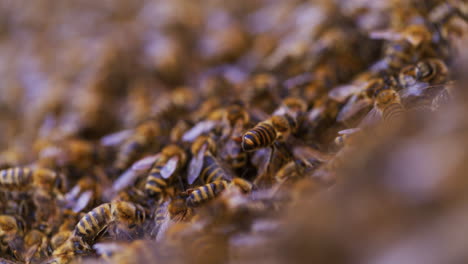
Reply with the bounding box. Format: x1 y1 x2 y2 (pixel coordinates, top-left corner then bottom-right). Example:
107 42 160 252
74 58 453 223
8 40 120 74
186 178 253 207
219 103 251 170
242 73 280 113
241 115 294 152
48 236 90 264
24 229 50 263
113 120 160 173
374 88 406 126
50 230 72 252
150 201 169 239
145 145 187 200
73 201 146 246
187 135 218 185
0 167 57 191
64 177 100 213
370 24 435 73
0 215 25 261
72 203 112 244
399 58 449 92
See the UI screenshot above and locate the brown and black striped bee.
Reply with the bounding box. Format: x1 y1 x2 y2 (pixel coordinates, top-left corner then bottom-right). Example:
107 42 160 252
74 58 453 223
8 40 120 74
186 178 253 207
144 145 187 200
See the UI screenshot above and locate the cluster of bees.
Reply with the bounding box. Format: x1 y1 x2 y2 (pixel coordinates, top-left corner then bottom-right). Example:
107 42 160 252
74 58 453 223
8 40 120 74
0 0 466 263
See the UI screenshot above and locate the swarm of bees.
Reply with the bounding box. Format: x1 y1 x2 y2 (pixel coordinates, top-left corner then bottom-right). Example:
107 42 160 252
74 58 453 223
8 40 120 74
0 0 467 263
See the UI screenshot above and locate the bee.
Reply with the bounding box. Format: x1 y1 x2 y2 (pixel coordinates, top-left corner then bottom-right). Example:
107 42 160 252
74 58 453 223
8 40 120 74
150 201 169 239
113 120 161 172
72 203 112 244
0 215 25 261
50 230 72 252
110 201 146 231
64 177 100 213
186 178 253 207
241 115 293 152
399 58 449 92
370 24 435 73
0 167 57 191
374 88 406 127
48 236 90 264
187 135 218 185
145 145 187 200
73 201 146 245
242 73 280 113
24 229 50 263
220 103 251 170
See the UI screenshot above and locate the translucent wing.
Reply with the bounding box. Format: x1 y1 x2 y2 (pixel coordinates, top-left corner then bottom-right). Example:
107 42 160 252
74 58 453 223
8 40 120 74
100 129 133 146
160 156 179 179
131 154 161 171
112 154 160 193
72 190 93 213
293 145 332 162
399 82 430 98
359 107 382 128
336 95 372 122
338 128 362 135
182 120 217 142
369 29 402 41
329 84 362 102
187 144 208 185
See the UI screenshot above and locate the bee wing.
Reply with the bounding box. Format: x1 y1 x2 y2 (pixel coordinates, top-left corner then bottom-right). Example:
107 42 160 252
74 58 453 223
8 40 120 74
131 154 161 172
336 95 372 122
399 82 430 98
292 145 332 162
182 120 217 142
328 84 362 102
187 144 208 185
72 190 93 213
7 236 25 262
338 128 362 135
93 242 124 257
160 156 180 179
369 29 402 41
359 107 382 128
100 129 133 146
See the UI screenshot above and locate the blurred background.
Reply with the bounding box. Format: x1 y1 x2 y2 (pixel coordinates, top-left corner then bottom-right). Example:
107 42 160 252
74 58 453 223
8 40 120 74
0 0 467 263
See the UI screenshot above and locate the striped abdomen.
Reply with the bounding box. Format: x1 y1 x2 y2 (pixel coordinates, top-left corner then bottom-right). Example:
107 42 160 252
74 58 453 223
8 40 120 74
0 167 33 189
145 163 168 199
200 155 228 183
186 181 229 207
241 121 277 152
73 203 112 242
382 103 406 124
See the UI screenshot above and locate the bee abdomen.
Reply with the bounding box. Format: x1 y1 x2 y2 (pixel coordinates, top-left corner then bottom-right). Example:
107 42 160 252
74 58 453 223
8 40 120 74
383 103 406 123
186 181 229 207
242 122 276 152
200 155 226 183
0 167 33 189
73 203 112 242
145 166 168 198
